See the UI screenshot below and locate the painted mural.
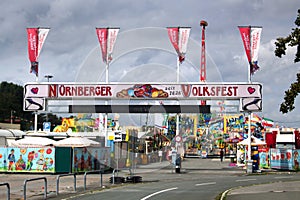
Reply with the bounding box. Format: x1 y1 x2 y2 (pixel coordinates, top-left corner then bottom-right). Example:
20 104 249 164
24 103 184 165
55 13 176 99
72 147 110 172
3 147 55 172
270 148 300 171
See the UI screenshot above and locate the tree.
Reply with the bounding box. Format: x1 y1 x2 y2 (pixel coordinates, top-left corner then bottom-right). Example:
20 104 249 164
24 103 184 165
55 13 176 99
274 9 300 113
0 81 61 130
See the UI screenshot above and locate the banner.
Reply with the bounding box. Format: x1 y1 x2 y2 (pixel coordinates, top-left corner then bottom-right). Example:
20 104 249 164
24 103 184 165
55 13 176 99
27 27 50 77
37 28 50 59
27 28 38 76
167 27 191 63
24 83 263 100
96 28 119 64
238 26 262 75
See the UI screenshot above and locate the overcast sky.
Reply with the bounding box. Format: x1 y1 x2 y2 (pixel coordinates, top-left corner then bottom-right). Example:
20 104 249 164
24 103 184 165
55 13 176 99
1 0 300 127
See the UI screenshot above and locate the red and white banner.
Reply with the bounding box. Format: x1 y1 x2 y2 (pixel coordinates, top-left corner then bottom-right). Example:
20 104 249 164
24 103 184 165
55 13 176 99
37 28 50 59
167 27 191 63
24 83 262 100
96 28 119 64
238 26 262 75
27 27 50 77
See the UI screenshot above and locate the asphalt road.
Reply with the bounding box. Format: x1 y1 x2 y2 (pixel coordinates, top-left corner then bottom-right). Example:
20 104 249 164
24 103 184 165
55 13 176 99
61 170 300 200
2 158 300 200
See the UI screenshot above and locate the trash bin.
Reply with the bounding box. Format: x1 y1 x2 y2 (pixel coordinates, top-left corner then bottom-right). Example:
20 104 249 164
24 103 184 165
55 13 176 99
246 160 253 173
175 154 181 173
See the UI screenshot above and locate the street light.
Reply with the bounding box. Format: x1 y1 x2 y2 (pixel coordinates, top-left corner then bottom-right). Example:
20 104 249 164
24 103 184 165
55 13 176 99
44 75 53 82
44 75 54 128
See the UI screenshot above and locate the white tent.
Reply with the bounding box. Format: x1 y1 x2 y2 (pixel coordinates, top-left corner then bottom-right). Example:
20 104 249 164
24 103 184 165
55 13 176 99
54 137 100 147
10 136 56 147
237 136 266 146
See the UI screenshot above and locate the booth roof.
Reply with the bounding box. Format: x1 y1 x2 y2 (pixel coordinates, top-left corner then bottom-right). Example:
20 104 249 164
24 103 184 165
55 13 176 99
0 129 25 137
10 136 56 147
238 136 266 146
54 137 100 147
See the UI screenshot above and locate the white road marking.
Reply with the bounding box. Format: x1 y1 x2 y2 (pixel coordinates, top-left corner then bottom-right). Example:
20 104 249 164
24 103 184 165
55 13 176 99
274 176 292 179
195 182 216 186
140 187 178 200
235 178 256 182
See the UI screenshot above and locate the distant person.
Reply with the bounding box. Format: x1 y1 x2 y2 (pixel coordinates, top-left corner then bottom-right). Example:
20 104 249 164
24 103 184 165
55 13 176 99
220 149 224 162
158 149 163 163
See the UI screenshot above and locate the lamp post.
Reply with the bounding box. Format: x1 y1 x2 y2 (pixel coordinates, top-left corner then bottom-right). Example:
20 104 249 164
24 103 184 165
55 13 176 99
44 75 53 124
44 75 53 82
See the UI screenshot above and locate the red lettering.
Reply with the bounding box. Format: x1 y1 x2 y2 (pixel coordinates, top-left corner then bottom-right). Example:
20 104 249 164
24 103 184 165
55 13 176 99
101 87 105 95
59 85 65 96
78 87 83 96
233 86 238 96
107 86 112 96
66 86 71 96
203 87 209 96
89 86 95 96
192 87 198 96
49 85 57 97
95 87 101 95
210 87 215 96
222 87 226 96
84 86 89 96
216 87 221 96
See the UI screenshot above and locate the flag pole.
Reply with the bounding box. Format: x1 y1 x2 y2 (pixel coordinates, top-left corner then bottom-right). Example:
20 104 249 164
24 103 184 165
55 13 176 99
176 58 180 155
176 58 180 83
105 53 109 147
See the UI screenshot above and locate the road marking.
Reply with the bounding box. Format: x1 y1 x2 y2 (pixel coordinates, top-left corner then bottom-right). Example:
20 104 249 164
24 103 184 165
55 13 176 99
140 187 178 200
235 178 256 182
195 182 216 186
274 176 292 179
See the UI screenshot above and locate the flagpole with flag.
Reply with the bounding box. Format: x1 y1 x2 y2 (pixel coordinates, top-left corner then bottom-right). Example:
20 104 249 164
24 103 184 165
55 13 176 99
96 27 119 146
238 25 262 173
167 27 191 156
238 26 262 83
27 27 50 81
27 27 50 133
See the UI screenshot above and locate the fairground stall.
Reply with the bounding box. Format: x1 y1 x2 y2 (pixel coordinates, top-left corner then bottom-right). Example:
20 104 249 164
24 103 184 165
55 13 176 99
0 135 111 173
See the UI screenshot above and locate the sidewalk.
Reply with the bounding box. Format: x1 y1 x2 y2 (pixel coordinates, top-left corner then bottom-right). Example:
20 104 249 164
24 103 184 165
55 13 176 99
224 180 300 200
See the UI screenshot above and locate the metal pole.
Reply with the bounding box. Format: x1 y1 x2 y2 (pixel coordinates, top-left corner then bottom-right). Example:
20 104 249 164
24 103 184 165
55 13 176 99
247 112 252 173
105 58 109 146
176 58 180 151
34 111 38 132
176 58 180 83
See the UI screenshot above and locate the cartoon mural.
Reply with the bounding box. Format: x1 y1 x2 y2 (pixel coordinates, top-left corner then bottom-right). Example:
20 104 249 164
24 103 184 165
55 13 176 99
5 147 55 173
0 148 7 172
72 147 110 172
269 148 300 170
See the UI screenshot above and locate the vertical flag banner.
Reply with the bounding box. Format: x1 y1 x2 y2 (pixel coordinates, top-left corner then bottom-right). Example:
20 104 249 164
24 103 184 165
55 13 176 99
96 28 120 64
238 26 262 76
27 27 50 77
167 27 191 63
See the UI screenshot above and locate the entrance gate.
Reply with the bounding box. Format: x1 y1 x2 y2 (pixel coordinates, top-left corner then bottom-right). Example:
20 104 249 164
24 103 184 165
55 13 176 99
24 82 262 113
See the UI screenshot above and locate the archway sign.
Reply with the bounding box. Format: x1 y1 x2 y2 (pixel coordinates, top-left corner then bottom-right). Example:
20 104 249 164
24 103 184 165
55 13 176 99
23 82 262 113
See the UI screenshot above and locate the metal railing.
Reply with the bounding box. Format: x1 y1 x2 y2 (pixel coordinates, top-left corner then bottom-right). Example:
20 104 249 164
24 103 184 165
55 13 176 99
23 177 47 200
56 173 76 195
83 170 104 191
0 182 10 200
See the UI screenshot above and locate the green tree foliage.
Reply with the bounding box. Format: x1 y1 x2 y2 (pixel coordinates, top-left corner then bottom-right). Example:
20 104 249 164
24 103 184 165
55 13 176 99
0 81 61 130
274 9 300 113
0 81 30 128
